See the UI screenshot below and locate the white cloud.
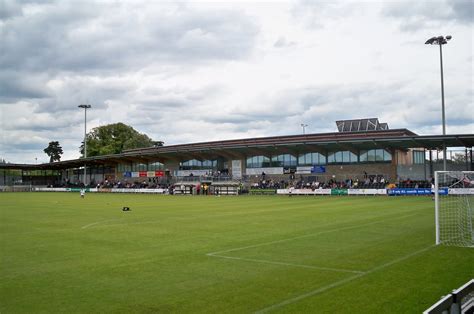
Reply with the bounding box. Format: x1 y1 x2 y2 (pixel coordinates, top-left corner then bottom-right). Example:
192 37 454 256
0 0 472 163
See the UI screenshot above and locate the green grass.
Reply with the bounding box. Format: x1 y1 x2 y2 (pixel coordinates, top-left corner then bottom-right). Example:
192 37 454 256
1 193 472 313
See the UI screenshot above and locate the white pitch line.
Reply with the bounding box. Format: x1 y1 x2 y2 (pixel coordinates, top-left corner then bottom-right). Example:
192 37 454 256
79 203 318 229
81 218 123 229
207 212 419 256
207 253 364 274
254 245 436 313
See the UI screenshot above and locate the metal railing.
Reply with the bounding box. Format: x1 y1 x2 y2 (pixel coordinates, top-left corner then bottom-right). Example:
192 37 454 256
424 279 474 314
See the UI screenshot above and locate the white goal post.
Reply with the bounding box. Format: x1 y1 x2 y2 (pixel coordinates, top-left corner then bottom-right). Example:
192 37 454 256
435 171 474 247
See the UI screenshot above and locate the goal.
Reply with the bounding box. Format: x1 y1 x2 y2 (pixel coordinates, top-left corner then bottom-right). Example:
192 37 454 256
435 171 474 247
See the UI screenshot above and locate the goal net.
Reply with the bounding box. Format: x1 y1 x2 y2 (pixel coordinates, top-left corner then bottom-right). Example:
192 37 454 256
435 171 474 247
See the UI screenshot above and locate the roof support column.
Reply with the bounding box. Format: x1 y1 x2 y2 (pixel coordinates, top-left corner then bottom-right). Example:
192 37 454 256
429 150 433 179
423 148 427 181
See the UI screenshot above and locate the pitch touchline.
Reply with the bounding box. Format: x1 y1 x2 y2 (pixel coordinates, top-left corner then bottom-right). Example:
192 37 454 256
254 245 435 313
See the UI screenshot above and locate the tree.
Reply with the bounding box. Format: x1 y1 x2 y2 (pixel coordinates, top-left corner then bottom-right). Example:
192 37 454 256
44 141 63 162
451 153 467 164
80 123 157 157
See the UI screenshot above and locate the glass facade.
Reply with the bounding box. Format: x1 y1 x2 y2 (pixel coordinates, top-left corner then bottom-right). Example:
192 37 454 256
328 151 358 164
180 159 217 170
21 170 61 176
246 156 271 168
246 155 297 168
413 150 425 164
117 161 164 172
359 149 392 163
298 152 326 165
246 149 392 168
271 154 297 167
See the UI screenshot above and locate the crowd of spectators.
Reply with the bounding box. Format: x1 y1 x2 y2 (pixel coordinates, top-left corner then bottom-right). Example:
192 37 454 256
95 180 170 189
52 179 170 189
248 174 447 191
251 174 389 190
51 173 463 191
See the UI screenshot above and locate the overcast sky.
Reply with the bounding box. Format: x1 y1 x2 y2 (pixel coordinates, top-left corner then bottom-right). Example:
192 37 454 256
0 0 472 163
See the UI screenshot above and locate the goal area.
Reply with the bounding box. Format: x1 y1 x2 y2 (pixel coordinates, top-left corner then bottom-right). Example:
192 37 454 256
435 171 474 247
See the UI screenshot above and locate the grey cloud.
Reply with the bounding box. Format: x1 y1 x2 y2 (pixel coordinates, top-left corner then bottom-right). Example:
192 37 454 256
0 0 22 20
0 1 259 109
252 82 473 134
0 71 51 101
382 0 473 32
291 0 361 29
274 37 297 48
29 77 123 114
0 1 259 75
0 141 45 151
451 0 474 23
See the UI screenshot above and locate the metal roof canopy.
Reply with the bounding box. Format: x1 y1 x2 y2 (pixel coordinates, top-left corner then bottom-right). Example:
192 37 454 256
1 131 473 170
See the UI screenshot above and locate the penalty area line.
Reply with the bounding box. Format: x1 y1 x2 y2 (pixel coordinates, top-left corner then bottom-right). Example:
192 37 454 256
81 218 123 229
207 212 419 256
254 244 436 313
207 253 364 274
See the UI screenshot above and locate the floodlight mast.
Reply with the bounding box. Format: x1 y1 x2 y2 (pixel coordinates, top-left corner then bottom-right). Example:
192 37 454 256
301 123 308 135
78 104 91 186
425 35 451 171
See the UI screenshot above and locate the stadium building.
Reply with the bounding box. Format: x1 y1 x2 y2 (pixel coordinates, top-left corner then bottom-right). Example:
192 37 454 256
1 118 473 190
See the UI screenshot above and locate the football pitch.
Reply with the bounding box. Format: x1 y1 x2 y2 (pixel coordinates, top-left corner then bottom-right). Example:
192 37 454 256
1 193 473 313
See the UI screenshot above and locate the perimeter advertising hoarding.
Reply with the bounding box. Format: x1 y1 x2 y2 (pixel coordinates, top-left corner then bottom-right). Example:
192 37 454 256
348 189 387 195
124 171 165 178
312 166 326 173
111 188 166 193
448 188 474 195
387 188 448 196
246 167 284 175
34 188 98 192
296 166 312 174
174 170 211 177
276 189 332 195
296 166 326 174
331 189 348 195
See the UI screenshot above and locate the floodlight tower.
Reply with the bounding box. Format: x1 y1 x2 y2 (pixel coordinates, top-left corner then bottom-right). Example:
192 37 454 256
425 35 452 171
301 123 308 135
78 104 91 185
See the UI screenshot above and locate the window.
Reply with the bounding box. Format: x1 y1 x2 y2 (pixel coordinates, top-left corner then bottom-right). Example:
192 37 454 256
130 163 147 171
413 151 425 164
246 155 271 168
271 154 297 167
328 151 357 164
383 149 392 161
375 149 384 161
180 159 217 170
298 153 326 165
148 161 164 170
359 149 392 163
